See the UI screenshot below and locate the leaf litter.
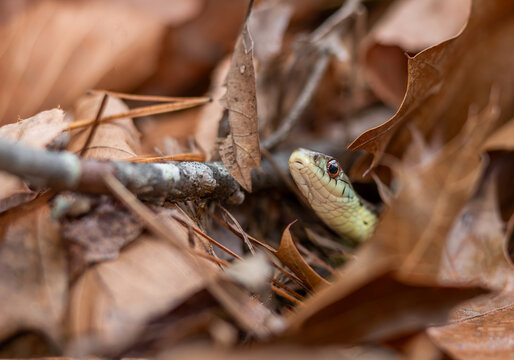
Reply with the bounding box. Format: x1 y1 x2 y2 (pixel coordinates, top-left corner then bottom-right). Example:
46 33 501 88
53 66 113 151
0 0 512 359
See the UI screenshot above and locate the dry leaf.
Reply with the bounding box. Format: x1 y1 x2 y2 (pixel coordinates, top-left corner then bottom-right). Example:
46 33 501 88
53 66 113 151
219 19 260 192
350 0 514 174
273 222 329 290
483 118 514 152
143 0 247 95
248 1 293 63
195 58 230 159
0 0 165 125
0 196 67 342
284 245 483 345
0 108 67 210
68 94 141 160
362 0 470 107
438 174 512 291
61 196 143 278
428 304 514 360
369 98 500 282
67 206 218 355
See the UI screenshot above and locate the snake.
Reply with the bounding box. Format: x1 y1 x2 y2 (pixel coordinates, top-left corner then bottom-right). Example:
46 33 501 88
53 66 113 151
288 148 378 243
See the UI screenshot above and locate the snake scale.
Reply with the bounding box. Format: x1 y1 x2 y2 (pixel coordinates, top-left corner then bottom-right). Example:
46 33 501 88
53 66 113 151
288 148 378 243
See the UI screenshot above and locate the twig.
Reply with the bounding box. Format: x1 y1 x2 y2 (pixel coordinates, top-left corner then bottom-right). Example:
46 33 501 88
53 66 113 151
67 97 210 130
219 204 256 255
79 93 108 157
88 89 211 103
309 0 362 43
0 137 244 205
261 51 330 150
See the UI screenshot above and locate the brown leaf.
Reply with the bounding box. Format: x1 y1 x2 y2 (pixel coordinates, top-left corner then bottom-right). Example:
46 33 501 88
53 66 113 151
0 108 67 211
219 20 260 192
68 94 142 160
428 304 514 360
195 58 230 159
273 222 329 290
483 118 514 152
380 98 500 282
0 196 67 341
438 173 512 291
61 196 143 279
284 245 484 345
248 1 293 63
350 0 514 174
362 0 470 107
67 207 218 354
0 1 165 125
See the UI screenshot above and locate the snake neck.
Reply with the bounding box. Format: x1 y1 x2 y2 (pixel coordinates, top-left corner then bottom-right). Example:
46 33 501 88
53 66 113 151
288 148 378 243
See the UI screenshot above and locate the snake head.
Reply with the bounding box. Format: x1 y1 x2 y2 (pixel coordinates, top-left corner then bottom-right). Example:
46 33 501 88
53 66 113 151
288 148 355 205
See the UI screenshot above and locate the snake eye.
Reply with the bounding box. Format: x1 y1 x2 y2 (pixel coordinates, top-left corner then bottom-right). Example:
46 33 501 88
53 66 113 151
326 159 340 178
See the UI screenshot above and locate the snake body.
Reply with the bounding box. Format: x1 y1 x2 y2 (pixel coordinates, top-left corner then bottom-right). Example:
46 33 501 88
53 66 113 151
288 148 377 243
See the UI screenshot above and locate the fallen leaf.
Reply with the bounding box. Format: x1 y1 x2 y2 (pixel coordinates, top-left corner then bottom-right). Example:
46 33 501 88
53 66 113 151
67 205 218 354
428 304 514 360
143 0 247 95
0 1 165 125
0 196 67 342
482 118 514 152
0 108 67 211
68 94 141 160
273 222 329 290
248 1 292 63
438 173 512 291
194 58 230 159
219 10 261 192
350 0 514 174
383 97 500 281
61 196 143 279
362 0 470 107
284 245 484 345
161 344 403 360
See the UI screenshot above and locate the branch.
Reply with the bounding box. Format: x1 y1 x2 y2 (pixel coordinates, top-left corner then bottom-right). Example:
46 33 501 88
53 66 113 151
0 137 244 205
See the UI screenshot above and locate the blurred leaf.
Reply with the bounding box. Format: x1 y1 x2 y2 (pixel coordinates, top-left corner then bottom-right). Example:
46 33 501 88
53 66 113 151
0 108 67 211
438 173 512 291
219 14 260 192
0 0 165 125
483 118 514 152
248 1 292 63
428 304 514 360
362 0 470 107
284 246 484 345
350 0 514 174
379 97 500 282
67 206 218 355
0 196 67 342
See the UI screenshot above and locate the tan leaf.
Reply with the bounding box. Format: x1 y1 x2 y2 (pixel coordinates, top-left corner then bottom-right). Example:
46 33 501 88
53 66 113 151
68 94 141 160
219 22 260 192
0 196 67 341
350 0 514 174
0 108 67 210
482 118 514 152
362 0 470 107
283 245 483 345
378 98 500 282
0 0 165 125
67 207 218 354
273 222 329 290
438 174 512 291
428 304 514 360
195 57 230 159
